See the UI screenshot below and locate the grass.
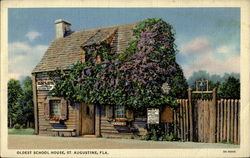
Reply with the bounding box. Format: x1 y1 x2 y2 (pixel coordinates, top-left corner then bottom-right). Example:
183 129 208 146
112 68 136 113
8 128 35 135
220 140 238 145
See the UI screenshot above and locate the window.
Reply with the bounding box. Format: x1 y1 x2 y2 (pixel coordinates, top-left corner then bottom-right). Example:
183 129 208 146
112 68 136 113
115 105 125 118
44 97 67 121
50 100 61 116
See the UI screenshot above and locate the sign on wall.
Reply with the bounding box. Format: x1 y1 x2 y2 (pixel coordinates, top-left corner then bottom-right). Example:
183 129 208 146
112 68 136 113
161 107 173 123
37 80 54 91
147 108 160 124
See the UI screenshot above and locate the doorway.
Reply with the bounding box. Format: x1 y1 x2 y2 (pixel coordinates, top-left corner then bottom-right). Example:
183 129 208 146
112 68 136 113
80 103 95 135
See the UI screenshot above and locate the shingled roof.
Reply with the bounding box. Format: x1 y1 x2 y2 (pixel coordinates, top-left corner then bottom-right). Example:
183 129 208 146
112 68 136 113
32 23 137 73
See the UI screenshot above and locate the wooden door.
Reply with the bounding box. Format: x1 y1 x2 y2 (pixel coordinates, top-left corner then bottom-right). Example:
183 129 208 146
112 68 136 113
81 103 95 135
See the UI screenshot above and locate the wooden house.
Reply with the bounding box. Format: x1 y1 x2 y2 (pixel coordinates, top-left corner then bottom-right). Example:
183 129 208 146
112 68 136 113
32 19 154 138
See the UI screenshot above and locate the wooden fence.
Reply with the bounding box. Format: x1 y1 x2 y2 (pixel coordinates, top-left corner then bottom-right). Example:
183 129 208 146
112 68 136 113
216 99 240 144
171 90 240 144
173 99 192 141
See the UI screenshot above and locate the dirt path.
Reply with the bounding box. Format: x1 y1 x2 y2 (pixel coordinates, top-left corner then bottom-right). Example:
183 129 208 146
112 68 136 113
8 135 239 149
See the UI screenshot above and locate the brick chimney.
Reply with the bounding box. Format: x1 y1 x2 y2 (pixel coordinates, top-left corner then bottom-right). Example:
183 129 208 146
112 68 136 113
54 19 71 38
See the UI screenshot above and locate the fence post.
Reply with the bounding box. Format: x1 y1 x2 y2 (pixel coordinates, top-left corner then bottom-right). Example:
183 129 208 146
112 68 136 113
212 88 217 105
188 88 193 141
210 88 217 143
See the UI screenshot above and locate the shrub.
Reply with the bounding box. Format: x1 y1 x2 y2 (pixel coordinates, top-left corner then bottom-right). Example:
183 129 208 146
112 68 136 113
21 124 27 129
13 123 22 129
141 123 180 141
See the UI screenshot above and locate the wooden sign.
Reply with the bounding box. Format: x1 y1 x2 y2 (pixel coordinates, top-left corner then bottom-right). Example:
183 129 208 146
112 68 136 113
161 107 173 123
37 80 54 91
147 108 160 124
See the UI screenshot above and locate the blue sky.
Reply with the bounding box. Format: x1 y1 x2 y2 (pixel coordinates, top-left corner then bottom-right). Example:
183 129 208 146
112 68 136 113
8 8 240 80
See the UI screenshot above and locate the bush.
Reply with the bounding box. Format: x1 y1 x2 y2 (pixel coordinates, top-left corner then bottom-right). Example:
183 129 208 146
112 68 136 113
141 123 180 141
13 123 22 129
218 77 240 99
21 124 27 129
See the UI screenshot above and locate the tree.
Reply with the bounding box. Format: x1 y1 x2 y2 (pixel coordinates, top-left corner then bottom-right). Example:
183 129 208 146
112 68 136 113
19 76 34 127
187 70 212 90
218 77 240 99
8 79 23 128
8 77 34 128
187 71 240 99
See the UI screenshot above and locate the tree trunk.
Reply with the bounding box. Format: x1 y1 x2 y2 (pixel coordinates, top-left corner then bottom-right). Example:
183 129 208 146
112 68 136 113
9 117 12 128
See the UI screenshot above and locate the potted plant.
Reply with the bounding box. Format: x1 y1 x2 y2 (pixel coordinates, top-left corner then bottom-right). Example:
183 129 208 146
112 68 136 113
49 115 61 123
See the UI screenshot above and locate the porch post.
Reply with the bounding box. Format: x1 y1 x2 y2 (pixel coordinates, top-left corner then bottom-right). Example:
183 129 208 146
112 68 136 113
95 104 101 136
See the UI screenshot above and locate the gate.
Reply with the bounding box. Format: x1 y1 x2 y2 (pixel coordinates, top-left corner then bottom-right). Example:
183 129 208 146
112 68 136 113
193 99 216 142
172 88 240 144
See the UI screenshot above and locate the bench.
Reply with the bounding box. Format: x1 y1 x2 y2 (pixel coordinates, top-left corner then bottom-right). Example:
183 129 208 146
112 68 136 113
50 129 76 137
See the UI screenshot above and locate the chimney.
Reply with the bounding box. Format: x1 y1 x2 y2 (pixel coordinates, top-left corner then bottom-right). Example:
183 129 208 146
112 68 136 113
54 19 71 38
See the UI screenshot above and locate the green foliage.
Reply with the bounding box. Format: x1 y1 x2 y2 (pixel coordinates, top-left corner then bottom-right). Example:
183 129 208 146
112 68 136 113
220 140 238 145
169 64 188 98
187 70 240 90
50 18 188 110
83 42 118 62
13 123 22 129
188 70 220 90
8 79 23 128
8 128 35 135
19 77 34 126
8 77 34 128
187 71 240 99
218 77 240 99
141 124 180 141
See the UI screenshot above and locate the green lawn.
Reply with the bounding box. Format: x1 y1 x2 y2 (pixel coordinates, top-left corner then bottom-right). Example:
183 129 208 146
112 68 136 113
8 128 35 135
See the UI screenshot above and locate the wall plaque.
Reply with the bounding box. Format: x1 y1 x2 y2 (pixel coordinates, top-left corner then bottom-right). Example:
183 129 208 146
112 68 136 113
37 80 54 91
147 108 160 124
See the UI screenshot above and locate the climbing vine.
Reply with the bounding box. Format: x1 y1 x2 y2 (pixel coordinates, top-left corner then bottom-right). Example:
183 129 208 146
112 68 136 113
49 18 188 111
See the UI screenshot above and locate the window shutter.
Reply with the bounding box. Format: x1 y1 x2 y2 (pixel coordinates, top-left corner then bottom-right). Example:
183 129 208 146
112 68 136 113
44 99 50 120
126 109 134 121
60 99 67 120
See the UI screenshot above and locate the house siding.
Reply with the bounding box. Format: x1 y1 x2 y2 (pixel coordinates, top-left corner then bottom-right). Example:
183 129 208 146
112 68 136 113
32 22 140 138
34 72 77 136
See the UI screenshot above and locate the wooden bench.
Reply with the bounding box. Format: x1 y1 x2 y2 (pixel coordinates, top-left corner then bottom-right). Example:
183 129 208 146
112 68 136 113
50 129 76 137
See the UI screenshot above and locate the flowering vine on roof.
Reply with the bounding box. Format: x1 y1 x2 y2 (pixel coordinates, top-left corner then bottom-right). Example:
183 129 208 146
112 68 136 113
49 18 188 110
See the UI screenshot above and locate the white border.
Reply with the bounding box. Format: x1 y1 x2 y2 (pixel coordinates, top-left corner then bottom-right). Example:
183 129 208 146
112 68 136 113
1 0 249 157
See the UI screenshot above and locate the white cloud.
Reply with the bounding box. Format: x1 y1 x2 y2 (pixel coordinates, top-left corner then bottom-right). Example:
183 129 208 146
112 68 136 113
8 41 48 80
25 31 42 42
9 42 32 57
181 37 212 55
183 55 240 78
216 46 232 54
215 45 239 59
9 73 23 80
177 36 240 79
